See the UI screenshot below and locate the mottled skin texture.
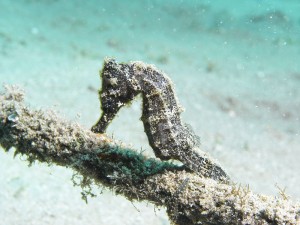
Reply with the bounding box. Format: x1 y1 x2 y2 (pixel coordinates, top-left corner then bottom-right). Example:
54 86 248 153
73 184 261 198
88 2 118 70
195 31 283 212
92 59 229 182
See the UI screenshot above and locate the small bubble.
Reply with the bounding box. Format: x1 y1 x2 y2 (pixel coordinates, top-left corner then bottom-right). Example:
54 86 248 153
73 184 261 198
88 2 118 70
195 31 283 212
7 113 19 122
31 27 39 35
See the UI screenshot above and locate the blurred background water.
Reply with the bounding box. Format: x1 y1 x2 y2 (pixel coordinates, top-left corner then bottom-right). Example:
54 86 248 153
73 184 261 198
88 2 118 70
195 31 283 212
0 1 300 224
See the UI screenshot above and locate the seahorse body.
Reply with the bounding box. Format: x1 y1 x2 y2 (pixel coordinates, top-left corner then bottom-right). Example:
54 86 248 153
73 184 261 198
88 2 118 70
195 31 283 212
92 59 229 182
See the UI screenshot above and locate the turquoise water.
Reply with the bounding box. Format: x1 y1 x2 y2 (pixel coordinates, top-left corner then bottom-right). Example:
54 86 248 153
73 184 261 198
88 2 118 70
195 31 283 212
1 1 300 63
0 1 300 225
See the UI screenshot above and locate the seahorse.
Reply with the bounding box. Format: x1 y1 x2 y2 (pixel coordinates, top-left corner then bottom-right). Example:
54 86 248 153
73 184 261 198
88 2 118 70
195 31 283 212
92 58 229 182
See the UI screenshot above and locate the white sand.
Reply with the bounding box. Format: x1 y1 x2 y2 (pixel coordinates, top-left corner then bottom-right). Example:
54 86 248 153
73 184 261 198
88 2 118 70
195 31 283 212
0 0 299 224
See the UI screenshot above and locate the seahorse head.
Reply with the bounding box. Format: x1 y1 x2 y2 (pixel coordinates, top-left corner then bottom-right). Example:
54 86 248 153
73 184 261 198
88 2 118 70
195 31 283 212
92 59 143 133
100 58 139 113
